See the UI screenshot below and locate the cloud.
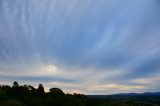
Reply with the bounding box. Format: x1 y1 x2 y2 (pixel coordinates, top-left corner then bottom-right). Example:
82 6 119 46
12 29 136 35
0 0 160 94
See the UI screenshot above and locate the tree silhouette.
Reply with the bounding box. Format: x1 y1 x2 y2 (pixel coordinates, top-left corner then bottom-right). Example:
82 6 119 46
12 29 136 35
37 83 44 97
49 88 65 96
27 85 36 94
12 81 19 87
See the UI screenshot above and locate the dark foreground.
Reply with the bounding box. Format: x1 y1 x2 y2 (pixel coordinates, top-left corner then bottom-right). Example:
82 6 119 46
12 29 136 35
0 82 160 106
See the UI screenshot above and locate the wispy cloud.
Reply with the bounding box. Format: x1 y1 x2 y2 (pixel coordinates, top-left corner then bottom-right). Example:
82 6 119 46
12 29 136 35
0 0 160 94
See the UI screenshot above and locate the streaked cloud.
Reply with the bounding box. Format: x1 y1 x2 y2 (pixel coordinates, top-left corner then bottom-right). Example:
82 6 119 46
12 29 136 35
0 0 160 94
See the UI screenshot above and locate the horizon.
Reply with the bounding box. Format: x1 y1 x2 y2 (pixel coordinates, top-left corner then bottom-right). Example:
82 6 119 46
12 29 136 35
0 0 160 95
1 81 160 95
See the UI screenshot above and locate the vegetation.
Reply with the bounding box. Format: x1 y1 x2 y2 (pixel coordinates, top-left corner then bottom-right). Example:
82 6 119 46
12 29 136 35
0 81 160 106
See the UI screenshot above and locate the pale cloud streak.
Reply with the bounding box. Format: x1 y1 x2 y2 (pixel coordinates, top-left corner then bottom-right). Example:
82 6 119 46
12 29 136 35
0 0 160 94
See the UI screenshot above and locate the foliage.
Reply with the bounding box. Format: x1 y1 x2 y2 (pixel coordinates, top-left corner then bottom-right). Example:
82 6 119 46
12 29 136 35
0 81 160 106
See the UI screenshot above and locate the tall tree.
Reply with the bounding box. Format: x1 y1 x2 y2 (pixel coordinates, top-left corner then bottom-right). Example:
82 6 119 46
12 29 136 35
37 83 44 94
12 81 19 87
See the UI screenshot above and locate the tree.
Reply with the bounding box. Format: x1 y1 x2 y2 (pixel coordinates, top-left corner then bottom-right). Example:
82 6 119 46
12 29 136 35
12 81 19 87
49 88 65 96
37 83 44 94
10 81 20 97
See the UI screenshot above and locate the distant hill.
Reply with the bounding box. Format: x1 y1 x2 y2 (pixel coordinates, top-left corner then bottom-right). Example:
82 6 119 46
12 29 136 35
112 92 160 96
88 92 160 98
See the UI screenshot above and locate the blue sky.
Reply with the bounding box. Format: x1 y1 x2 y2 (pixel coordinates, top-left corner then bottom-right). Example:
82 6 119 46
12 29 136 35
0 0 160 94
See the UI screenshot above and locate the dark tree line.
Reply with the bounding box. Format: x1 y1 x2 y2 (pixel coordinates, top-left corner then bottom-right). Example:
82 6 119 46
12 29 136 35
0 81 89 106
1 81 159 106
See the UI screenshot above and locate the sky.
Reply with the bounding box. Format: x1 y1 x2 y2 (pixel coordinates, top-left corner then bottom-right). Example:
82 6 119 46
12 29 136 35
0 0 160 95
